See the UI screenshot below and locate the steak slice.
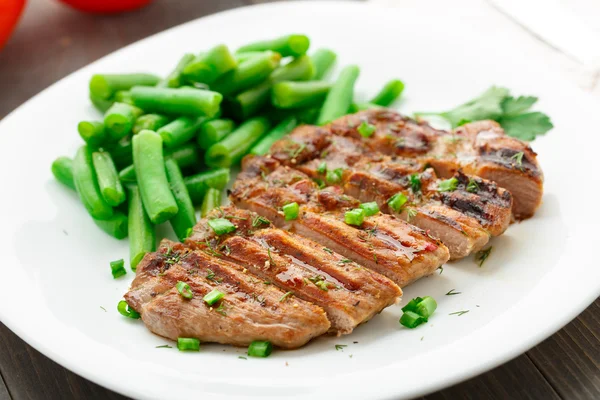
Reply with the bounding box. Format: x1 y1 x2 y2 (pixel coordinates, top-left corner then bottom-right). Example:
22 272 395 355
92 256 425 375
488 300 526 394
186 207 402 335
230 165 449 286
328 109 542 219
124 240 330 349
256 130 511 258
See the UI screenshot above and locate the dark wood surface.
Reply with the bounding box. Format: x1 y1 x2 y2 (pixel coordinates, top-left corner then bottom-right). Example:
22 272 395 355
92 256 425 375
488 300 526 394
0 0 598 399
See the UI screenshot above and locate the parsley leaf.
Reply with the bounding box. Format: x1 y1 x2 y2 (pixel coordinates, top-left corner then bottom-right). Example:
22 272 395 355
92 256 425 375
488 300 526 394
497 112 553 141
417 87 552 141
501 95 538 116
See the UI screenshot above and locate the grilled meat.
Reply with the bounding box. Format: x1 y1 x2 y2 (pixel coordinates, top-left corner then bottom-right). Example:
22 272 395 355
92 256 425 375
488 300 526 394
231 159 450 285
266 127 511 259
125 240 330 349
328 109 542 219
186 207 402 335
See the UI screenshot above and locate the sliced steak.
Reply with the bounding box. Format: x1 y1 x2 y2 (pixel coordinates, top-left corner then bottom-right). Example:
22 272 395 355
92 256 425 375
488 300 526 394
125 240 330 349
186 207 402 335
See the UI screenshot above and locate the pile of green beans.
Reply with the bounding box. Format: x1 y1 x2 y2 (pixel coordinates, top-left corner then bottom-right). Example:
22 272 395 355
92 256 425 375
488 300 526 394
51 33 405 271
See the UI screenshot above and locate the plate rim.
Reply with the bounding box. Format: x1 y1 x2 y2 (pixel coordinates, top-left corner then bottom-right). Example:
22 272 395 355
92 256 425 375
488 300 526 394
1 2 599 399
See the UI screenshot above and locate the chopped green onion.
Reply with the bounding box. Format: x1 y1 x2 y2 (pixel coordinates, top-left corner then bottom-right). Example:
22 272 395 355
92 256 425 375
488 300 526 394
207 218 236 235
466 178 479 193
344 208 365 226
357 121 376 138
400 296 437 328
359 201 379 216
388 192 408 212
409 174 421 193
248 340 273 358
283 202 299 221
415 296 437 319
177 337 200 351
117 300 140 319
438 177 459 192
176 281 194 299
317 161 327 174
400 311 426 329
326 167 344 184
110 259 126 279
203 289 225 305
401 297 422 313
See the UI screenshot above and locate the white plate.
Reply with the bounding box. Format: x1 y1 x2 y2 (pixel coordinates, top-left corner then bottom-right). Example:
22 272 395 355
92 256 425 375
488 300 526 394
1 2 599 399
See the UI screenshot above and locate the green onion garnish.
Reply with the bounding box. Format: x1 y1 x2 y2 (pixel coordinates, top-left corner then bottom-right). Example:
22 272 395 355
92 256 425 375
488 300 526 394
117 300 140 319
438 177 459 192
387 192 408 212
359 201 380 216
400 311 425 329
409 174 421 193
110 259 126 279
317 161 327 174
399 296 437 328
177 337 200 351
203 289 225 306
326 168 344 184
344 208 365 226
415 296 437 319
357 121 376 138
248 340 273 358
176 281 194 299
283 202 299 221
466 178 479 193
207 218 236 235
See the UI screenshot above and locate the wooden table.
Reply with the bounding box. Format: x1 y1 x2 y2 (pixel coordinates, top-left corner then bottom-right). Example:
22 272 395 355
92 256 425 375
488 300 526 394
0 1 598 399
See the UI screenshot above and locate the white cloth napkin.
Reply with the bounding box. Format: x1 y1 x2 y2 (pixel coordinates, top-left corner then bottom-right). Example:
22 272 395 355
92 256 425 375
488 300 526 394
368 0 600 99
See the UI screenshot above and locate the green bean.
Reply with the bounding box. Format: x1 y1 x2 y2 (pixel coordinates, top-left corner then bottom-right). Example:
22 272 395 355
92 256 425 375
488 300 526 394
210 51 281 96
369 79 405 106
165 158 196 241
89 93 114 113
51 157 75 190
93 211 128 240
349 102 384 113
130 86 222 117
118 165 137 184
237 34 310 57
119 143 201 183
128 186 156 270
182 45 237 84
271 81 331 109
201 188 222 217
235 51 264 63
197 119 235 150
205 117 270 168
166 143 201 169
114 90 134 105
107 138 132 169
311 48 337 79
92 151 126 206
104 102 143 140
77 121 107 148
184 168 230 204
89 73 161 100
229 55 315 119
316 65 360 125
133 130 179 224
157 53 195 88
250 116 298 156
157 116 205 148
133 113 170 134
73 145 114 220
265 106 320 124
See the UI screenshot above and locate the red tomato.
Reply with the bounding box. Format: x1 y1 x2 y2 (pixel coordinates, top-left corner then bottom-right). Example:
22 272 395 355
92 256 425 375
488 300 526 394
57 0 152 14
0 0 26 50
